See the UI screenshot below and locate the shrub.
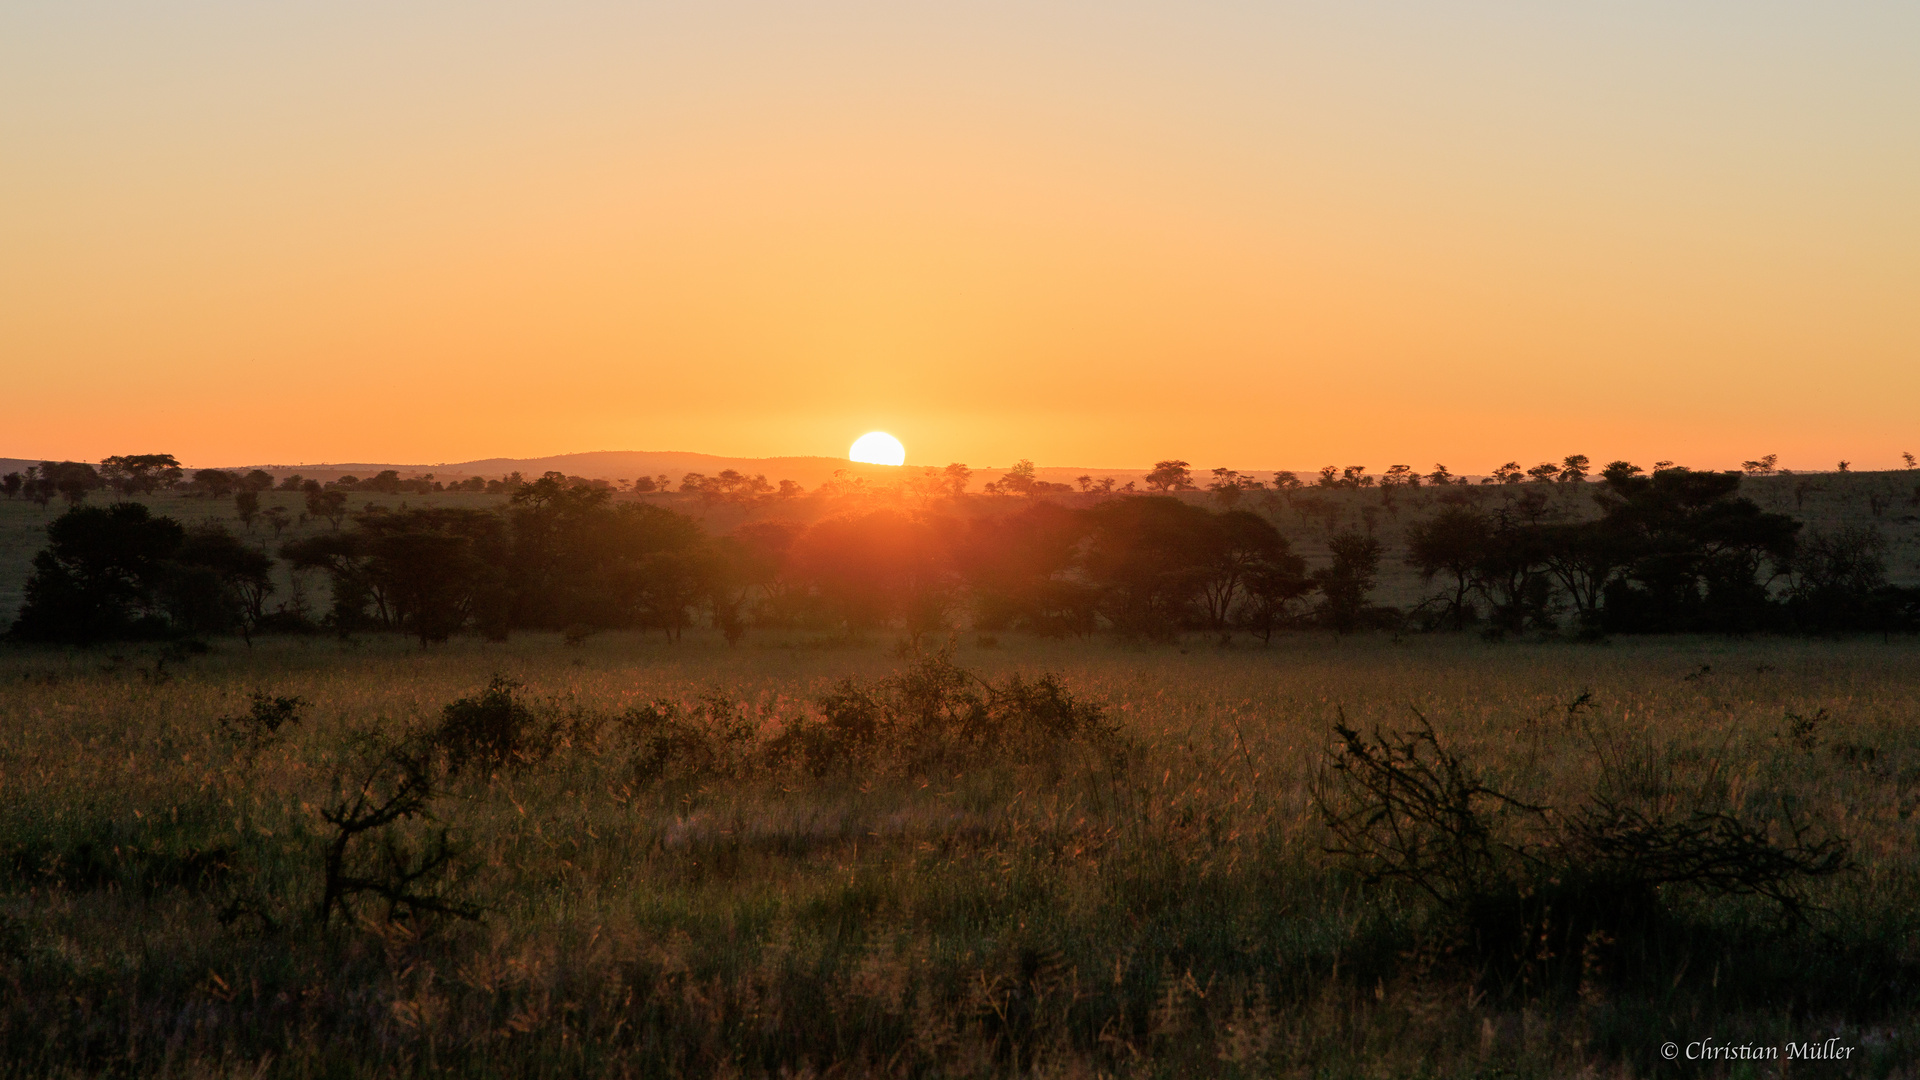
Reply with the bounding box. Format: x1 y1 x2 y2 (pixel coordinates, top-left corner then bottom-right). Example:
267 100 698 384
767 650 1115 777
218 692 308 754
1315 709 1851 995
432 675 551 774
618 691 760 783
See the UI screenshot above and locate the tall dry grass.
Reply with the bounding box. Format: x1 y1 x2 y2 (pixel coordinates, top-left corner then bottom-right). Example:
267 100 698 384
0 630 1916 1076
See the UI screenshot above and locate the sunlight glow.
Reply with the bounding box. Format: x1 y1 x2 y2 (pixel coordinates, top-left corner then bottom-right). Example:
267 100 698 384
849 431 906 466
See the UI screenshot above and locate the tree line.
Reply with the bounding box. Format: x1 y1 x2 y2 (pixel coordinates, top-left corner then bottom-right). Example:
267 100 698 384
8 460 1916 646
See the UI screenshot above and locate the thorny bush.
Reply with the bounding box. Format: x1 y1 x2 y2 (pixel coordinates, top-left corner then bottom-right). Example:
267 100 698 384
1314 707 1852 996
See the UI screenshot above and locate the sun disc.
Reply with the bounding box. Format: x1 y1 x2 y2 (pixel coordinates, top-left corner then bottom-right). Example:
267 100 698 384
849 431 906 466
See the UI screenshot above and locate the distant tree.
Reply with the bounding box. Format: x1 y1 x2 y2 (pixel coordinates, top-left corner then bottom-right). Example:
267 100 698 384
192 469 239 497
1595 467 1801 633
1207 468 1246 508
998 460 1039 496
1081 496 1213 638
1426 464 1455 486
1340 466 1372 489
100 454 183 494
788 509 956 639
0 472 20 500
1271 470 1301 491
9 503 185 642
1836 460 1851 473
1526 461 1560 484
943 463 972 495
277 473 306 491
1193 510 1299 633
165 525 276 641
234 490 261 531
241 469 276 492
1075 475 1094 492
1558 455 1590 483
1741 454 1779 476
1652 460 1677 473
21 467 55 508
36 461 104 506
1405 507 1491 630
1490 461 1523 485
1316 466 1340 489
1602 460 1642 484
1785 527 1900 632
1144 460 1195 492
263 505 292 538
778 479 806 498
1314 531 1383 632
306 488 349 530
1902 451 1916 470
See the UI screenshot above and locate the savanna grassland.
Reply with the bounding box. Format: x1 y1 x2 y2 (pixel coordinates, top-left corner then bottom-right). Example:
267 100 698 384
2 631 1917 1077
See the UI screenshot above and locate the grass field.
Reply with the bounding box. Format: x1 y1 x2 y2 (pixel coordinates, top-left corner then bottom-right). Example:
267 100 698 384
2 631 1916 1076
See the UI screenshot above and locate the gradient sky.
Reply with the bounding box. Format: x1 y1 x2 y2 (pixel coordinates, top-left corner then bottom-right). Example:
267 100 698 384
4 1 1916 471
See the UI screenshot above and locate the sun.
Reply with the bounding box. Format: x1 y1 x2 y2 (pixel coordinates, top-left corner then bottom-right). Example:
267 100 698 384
849 431 906 466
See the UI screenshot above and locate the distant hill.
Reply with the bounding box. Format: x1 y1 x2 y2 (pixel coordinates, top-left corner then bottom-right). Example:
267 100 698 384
1 452 1172 491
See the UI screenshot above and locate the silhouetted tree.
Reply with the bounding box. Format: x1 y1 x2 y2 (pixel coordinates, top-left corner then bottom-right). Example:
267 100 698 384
39 462 105 506
1081 497 1214 638
1405 506 1491 629
100 454 183 494
1426 464 1455 486
9 504 185 642
997 460 1040 496
790 510 957 640
0 472 20 500
306 488 349 529
1144 460 1195 492
234 490 261 531
1195 510 1295 632
1558 455 1590 483
192 469 240 497
1741 454 1779 476
165 525 275 641
1595 467 1800 633
955 502 1096 636
1314 531 1383 633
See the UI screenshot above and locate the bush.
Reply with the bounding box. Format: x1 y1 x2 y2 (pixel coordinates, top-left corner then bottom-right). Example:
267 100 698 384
1314 709 1851 996
766 649 1115 777
432 676 552 774
218 692 308 754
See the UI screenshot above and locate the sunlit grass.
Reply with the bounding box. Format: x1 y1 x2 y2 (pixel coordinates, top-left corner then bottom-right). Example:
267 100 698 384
1 631 1916 1075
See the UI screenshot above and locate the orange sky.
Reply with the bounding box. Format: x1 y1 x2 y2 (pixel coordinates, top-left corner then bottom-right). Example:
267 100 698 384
3 2 1916 472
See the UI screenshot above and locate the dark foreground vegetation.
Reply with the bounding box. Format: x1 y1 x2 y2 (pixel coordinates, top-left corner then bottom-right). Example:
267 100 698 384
0 635 1914 1076
8 459 1920 649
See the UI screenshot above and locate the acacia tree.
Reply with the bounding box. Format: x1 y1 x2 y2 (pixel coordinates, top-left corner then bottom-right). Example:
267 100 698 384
234 490 261 531
100 454 184 494
1405 507 1490 630
1144 460 1195 491
1314 531 1383 633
